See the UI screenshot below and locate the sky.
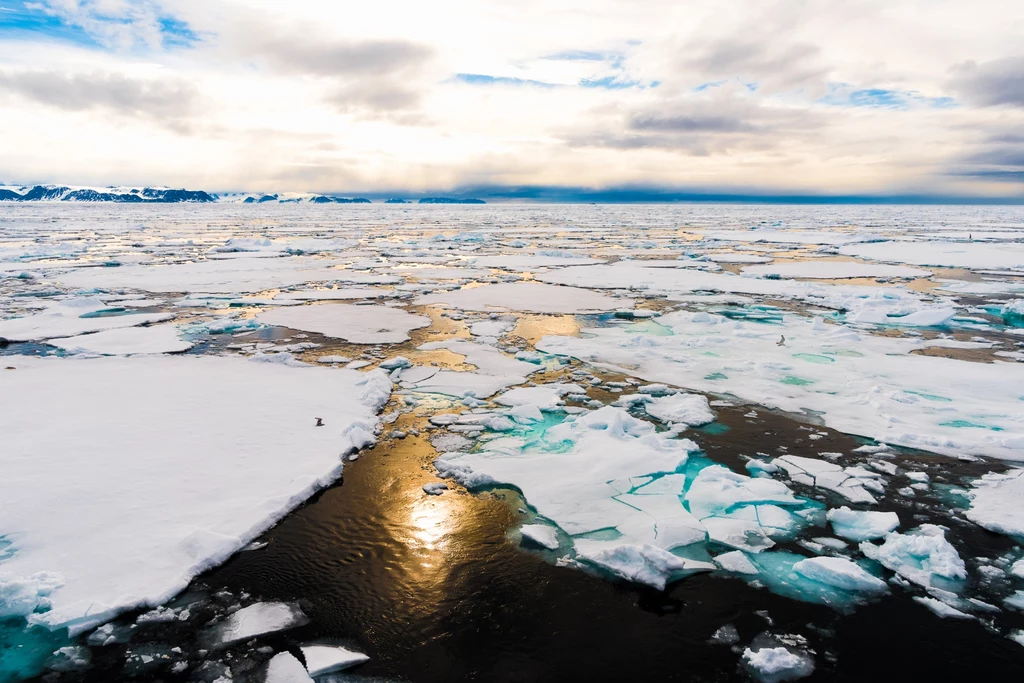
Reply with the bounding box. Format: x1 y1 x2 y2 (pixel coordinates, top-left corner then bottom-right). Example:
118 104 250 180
0 0 1022 198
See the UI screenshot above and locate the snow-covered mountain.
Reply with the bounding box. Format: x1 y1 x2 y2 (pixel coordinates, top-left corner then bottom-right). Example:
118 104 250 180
0 185 216 203
0 185 486 204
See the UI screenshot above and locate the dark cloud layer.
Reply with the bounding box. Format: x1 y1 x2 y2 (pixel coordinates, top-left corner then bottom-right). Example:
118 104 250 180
0 70 198 121
949 57 1024 107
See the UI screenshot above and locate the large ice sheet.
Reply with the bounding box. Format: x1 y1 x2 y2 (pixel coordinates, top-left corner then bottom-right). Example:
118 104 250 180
54 256 353 294
840 241 1024 271
258 303 430 343
0 356 390 635
0 298 174 342
416 282 629 313
47 324 193 355
537 310 1024 460
965 469 1024 538
741 262 930 280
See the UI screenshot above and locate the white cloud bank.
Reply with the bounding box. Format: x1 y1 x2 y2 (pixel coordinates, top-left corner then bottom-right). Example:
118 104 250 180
0 0 1021 195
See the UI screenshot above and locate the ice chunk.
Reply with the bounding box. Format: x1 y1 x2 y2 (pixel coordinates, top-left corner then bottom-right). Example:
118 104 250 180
204 602 309 647
300 644 369 676
966 469 1024 538
826 507 900 541
48 324 193 356
714 550 759 574
416 282 629 314
914 596 973 619
520 524 560 550
0 571 64 618
422 482 448 496
859 525 967 588
494 384 585 411
258 304 429 344
742 645 815 683
265 652 314 683
791 557 887 592
379 356 412 370
574 541 715 590
644 393 715 426
775 456 879 504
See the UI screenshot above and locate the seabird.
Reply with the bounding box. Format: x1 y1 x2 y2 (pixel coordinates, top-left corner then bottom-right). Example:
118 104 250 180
777 335 786 346
315 417 324 427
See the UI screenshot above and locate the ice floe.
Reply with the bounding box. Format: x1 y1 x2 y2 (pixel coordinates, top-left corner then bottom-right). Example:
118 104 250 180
258 303 430 343
47 324 193 355
300 644 369 676
537 310 1024 460
204 602 309 648
859 525 966 589
417 282 629 313
965 469 1024 538
0 356 389 635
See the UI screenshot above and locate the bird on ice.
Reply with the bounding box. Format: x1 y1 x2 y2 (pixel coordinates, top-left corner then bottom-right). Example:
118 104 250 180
315 417 324 427
777 335 786 346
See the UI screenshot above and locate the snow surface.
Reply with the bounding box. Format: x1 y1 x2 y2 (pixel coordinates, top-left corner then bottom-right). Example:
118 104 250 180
258 303 430 343
0 298 174 342
965 470 1024 538
840 241 1024 271
859 525 967 589
205 602 309 647
827 507 900 541
537 310 1024 460
300 644 369 676
643 393 715 426
741 261 930 280
0 356 390 635
519 524 560 550
791 557 887 592
416 282 629 313
265 652 314 683
47 324 192 355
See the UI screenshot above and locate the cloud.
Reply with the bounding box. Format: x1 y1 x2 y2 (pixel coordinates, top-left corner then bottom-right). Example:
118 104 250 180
949 57 1024 107
0 69 198 122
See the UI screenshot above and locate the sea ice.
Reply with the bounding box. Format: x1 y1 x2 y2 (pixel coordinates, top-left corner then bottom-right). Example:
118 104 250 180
965 469 1024 538
537 309 1024 460
741 262 930 280
258 304 430 343
204 602 309 647
0 356 389 635
826 507 900 541
742 645 815 682
265 652 314 683
859 525 967 589
47 324 193 355
300 644 370 676
417 282 629 313
643 393 715 426
791 557 887 592
519 524 560 550
0 297 174 342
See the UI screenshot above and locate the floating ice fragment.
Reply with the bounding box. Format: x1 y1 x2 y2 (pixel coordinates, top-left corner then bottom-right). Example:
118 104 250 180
300 644 369 676
714 550 759 574
914 596 974 619
826 507 899 541
859 525 966 589
742 645 815 683
644 393 715 426
574 541 714 590
965 469 1024 538
520 524 560 550
204 602 309 648
265 652 314 683
422 482 448 496
0 571 64 618
791 557 887 593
